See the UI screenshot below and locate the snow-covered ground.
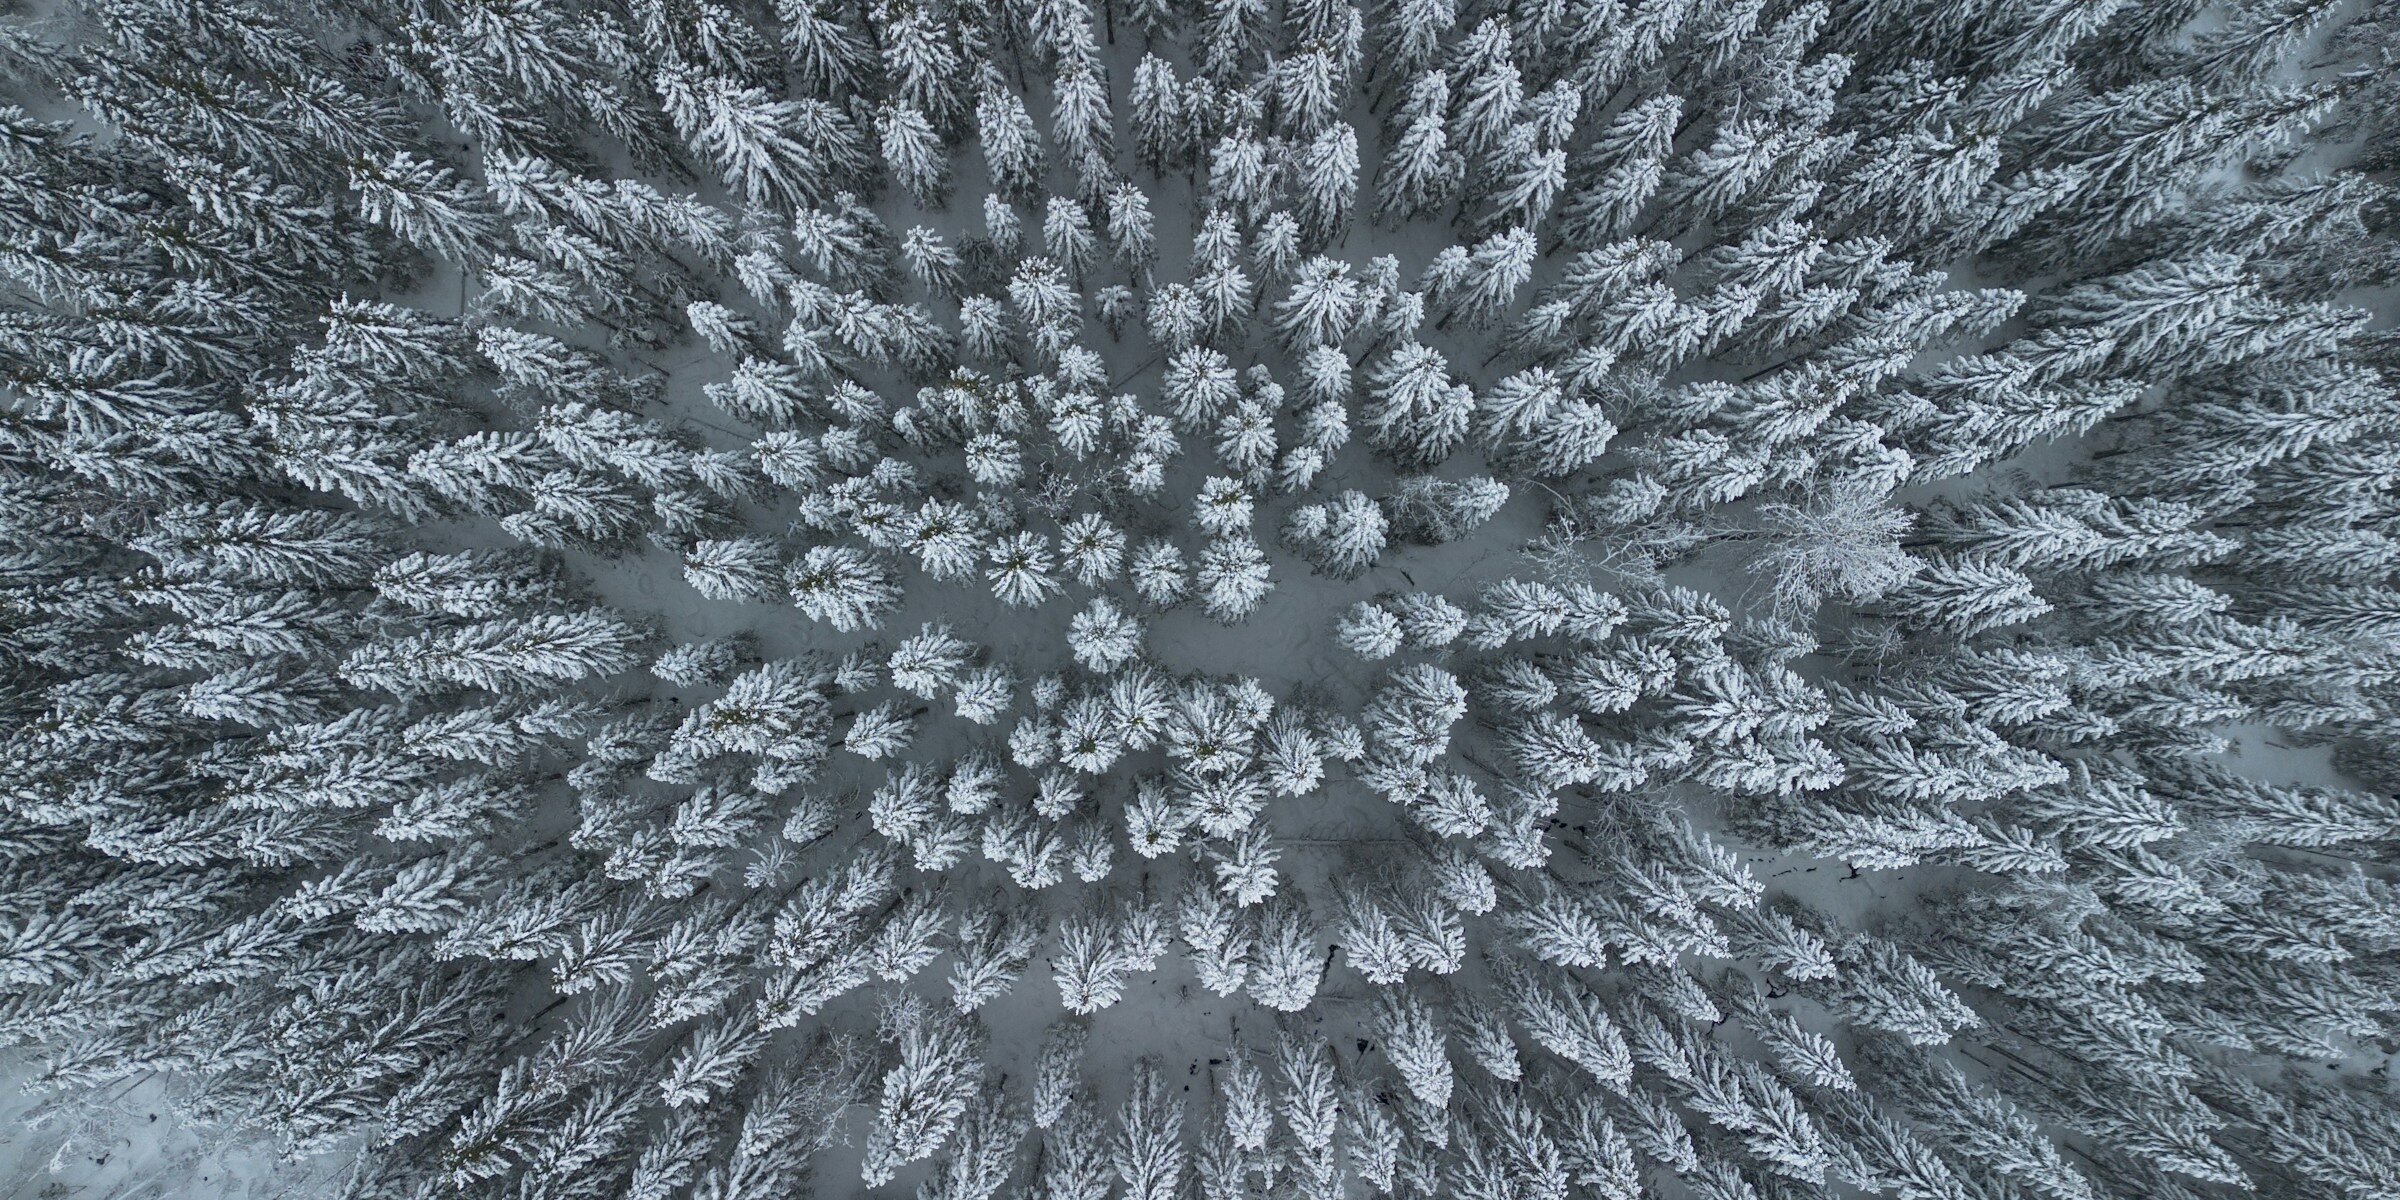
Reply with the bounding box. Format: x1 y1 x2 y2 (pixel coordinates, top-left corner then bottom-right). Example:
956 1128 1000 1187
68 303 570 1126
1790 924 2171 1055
0 1068 310 1200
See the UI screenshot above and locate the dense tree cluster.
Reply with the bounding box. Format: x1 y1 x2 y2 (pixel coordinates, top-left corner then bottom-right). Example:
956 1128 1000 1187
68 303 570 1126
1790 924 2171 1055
4 0 2400 1196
